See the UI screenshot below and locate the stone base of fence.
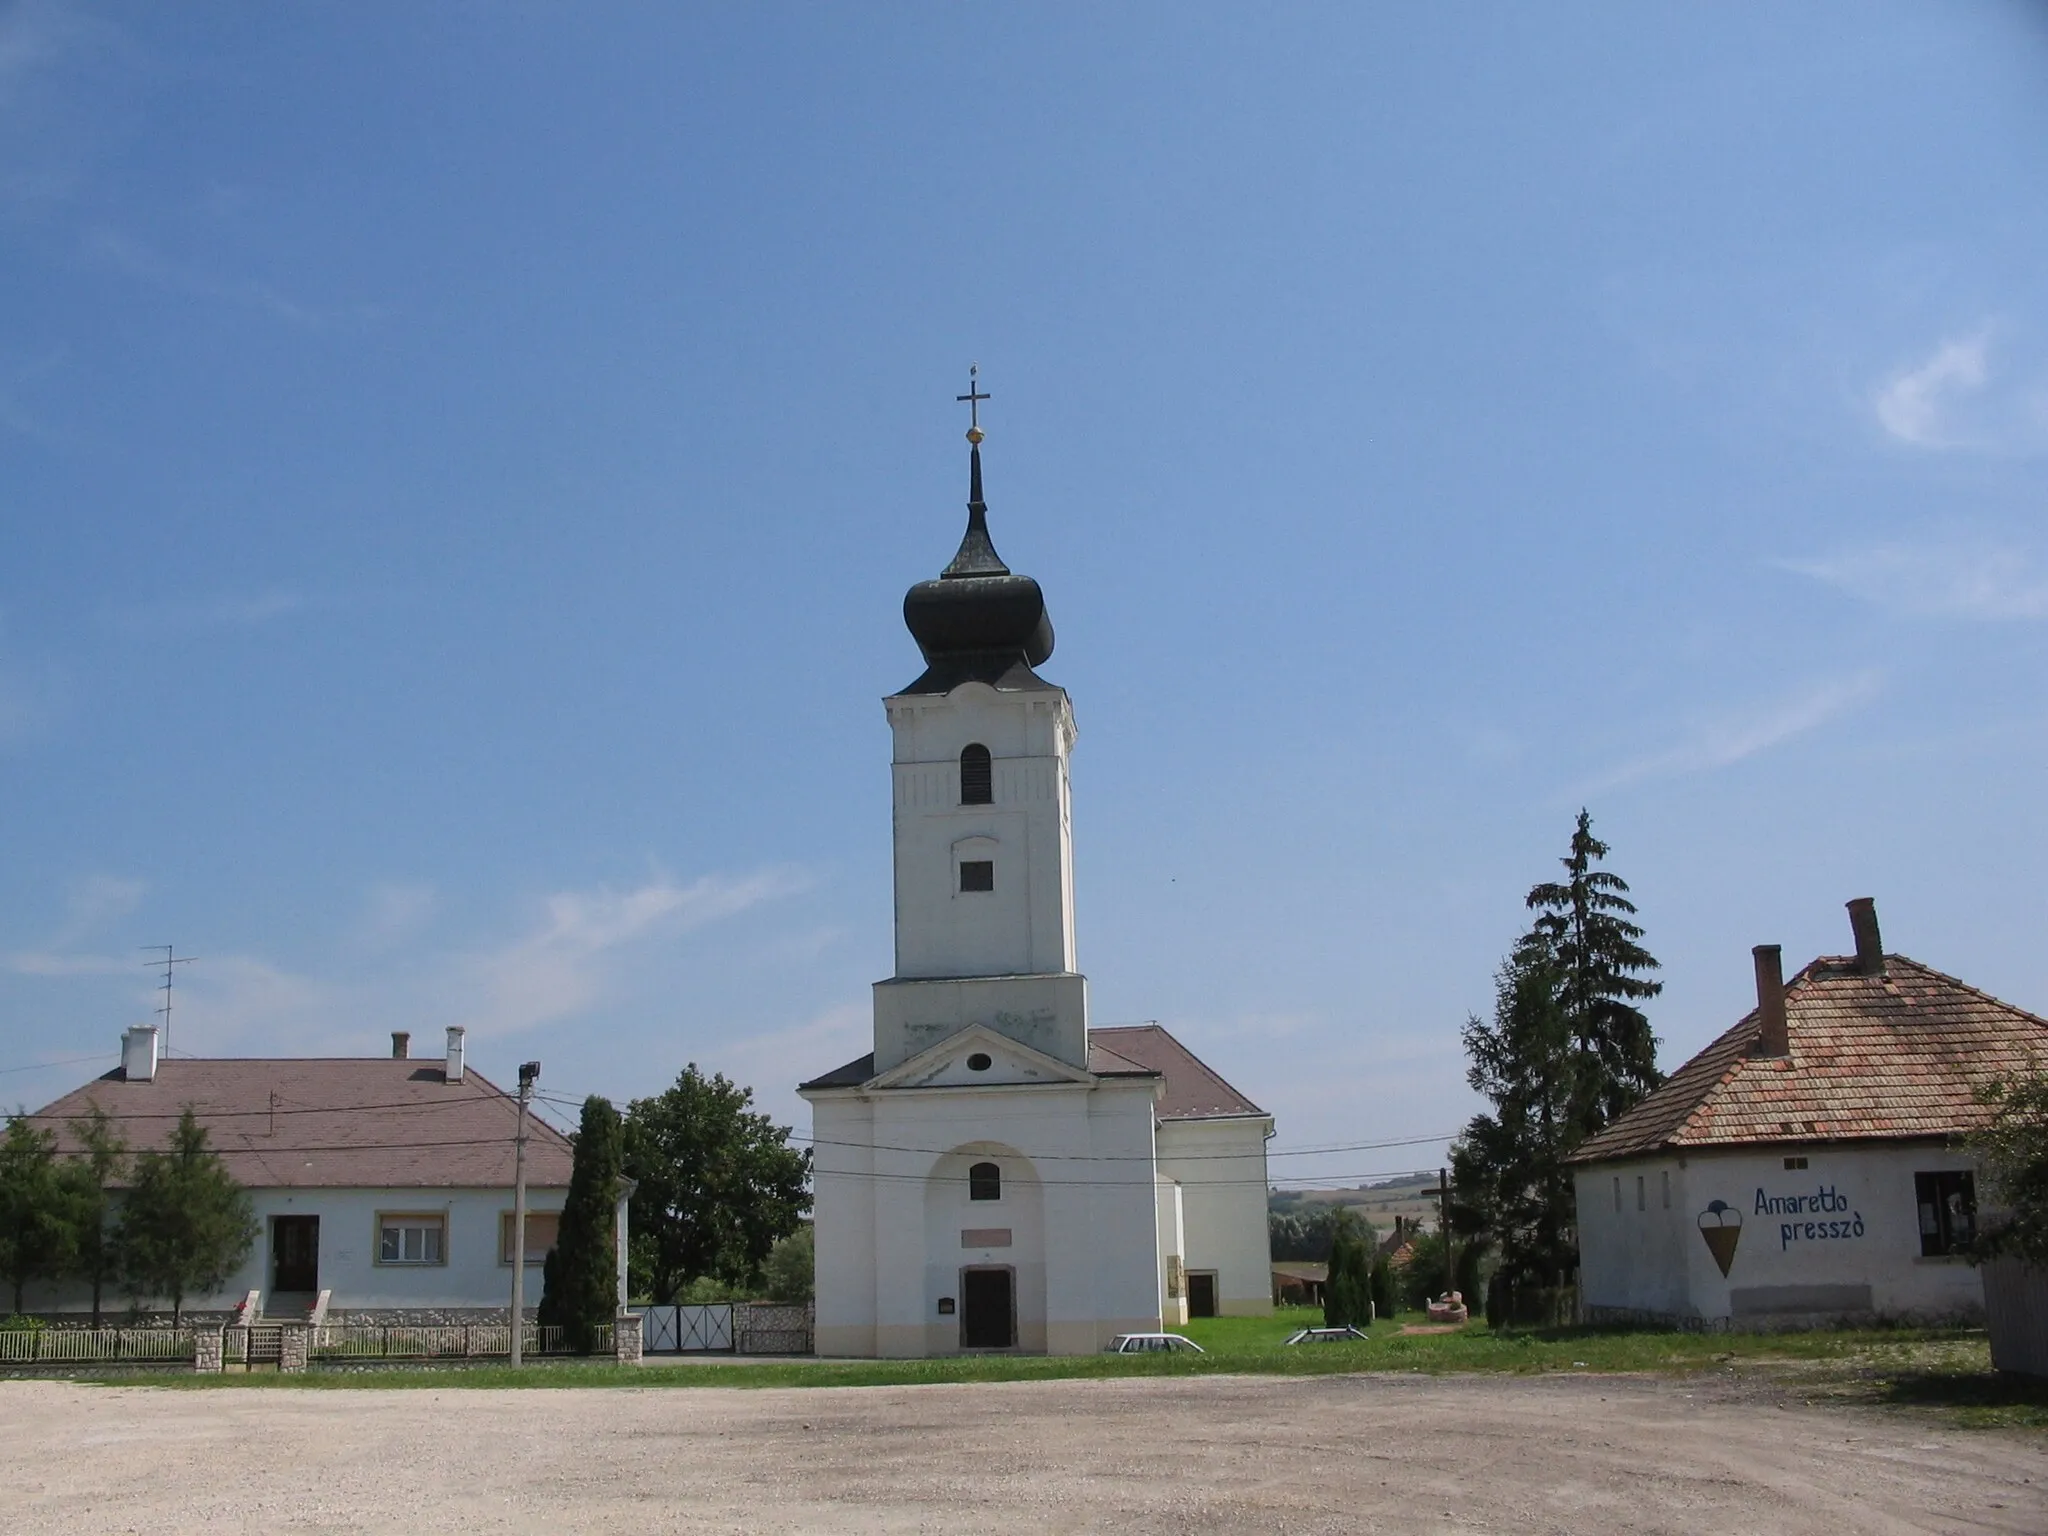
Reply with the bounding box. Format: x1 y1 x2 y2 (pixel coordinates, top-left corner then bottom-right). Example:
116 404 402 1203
278 1323 310 1373
614 1309 643 1366
193 1328 224 1374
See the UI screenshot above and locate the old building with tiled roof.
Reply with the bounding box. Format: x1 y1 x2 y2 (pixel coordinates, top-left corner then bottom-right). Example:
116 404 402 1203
1572 899 2042 1330
22 1024 576 1324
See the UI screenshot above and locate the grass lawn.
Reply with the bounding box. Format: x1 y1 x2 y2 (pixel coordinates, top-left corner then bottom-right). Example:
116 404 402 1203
48 1305 2048 1427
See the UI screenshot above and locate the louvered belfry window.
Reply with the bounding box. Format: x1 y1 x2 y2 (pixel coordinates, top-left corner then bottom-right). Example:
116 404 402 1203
960 744 993 804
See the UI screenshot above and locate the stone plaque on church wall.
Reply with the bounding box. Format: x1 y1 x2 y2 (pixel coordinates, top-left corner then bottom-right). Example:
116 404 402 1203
960 1228 1013 1248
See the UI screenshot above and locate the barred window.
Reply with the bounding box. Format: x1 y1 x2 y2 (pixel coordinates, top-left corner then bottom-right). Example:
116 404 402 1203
960 744 993 805
1914 1171 1976 1257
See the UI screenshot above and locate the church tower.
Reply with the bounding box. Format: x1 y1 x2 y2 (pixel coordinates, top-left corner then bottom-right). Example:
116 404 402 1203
872 379 1088 1072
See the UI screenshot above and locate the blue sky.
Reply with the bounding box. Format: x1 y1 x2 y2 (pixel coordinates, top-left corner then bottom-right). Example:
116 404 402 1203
4 3 2045 1179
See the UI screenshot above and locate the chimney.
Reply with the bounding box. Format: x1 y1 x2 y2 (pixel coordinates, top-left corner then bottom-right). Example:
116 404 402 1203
1752 945 1788 1057
391 1031 410 1060
444 1025 466 1084
1847 897 1884 976
122 1024 159 1083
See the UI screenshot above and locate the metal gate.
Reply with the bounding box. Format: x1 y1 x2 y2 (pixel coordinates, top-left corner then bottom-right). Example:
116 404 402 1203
638 1304 733 1353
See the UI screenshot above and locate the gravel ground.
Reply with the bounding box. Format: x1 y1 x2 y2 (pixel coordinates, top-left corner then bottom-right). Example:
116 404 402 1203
1 1372 2042 1534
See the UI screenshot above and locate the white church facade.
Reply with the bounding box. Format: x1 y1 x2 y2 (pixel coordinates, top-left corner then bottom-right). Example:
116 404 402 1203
799 406 1272 1357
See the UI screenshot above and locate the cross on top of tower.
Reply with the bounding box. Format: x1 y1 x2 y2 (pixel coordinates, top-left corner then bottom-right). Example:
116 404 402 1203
956 364 989 443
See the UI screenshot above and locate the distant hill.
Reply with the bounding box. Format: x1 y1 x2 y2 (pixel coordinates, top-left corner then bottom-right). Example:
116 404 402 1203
1269 1173 1441 1231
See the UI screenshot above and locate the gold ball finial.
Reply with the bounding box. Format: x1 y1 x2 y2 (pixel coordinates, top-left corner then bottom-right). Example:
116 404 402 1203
966 425 985 445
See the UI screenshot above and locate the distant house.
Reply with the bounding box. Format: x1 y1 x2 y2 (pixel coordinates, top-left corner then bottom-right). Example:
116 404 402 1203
23 1024 577 1323
1270 1261 1328 1307
1572 899 2046 1330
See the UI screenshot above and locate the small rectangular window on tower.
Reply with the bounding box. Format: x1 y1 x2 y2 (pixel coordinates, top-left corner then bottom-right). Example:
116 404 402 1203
959 860 994 893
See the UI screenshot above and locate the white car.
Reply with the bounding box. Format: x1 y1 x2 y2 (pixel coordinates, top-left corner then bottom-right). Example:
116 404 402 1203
1105 1332 1205 1354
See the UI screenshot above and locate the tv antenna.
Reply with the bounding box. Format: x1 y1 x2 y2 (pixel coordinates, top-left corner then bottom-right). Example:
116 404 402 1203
142 945 198 1056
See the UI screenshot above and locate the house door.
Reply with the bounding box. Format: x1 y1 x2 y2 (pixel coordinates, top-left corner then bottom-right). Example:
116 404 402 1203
960 1267 1014 1349
1188 1271 1218 1319
273 1215 319 1292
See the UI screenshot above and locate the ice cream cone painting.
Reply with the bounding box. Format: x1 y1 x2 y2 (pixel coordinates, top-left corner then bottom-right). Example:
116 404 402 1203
1697 1200 1742 1277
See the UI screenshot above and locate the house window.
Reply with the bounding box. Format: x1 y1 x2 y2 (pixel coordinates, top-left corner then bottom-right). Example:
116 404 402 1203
1636 1175 1645 1212
377 1214 446 1266
1613 1176 1621 1213
960 744 993 805
1784 1156 1809 1171
1914 1171 1976 1257
969 1161 1001 1202
959 860 994 893
500 1210 561 1265
1660 1170 1670 1209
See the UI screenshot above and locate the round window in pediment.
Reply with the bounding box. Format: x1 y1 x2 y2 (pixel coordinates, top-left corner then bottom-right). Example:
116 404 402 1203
967 1052 993 1072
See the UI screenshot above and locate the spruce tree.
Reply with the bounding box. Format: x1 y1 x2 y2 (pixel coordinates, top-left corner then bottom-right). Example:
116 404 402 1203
1525 809 1664 1139
539 1095 624 1353
1451 933 1579 1321
118 1108 256 1324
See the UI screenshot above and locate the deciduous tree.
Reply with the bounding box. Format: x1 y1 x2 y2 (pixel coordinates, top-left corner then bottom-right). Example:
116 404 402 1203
623 1065 810 1305
1971 1061 2048 1264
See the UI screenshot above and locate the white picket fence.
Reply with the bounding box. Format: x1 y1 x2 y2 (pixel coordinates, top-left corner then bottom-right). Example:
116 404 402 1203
0 1328 196 1365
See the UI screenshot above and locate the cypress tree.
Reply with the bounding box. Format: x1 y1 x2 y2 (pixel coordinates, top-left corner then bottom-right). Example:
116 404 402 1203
1321 1209 1373 1329
0 1115 75 1316
64 1106 129 1328
539 1096 623 1353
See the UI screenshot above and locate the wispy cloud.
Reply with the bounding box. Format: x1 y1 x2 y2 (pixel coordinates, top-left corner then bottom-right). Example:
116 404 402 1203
455 868 812 1037
81 230 381 330
357 883 439 951
1872 329 2048 454
1781 543 2048 621
105 587 311 635
1584 671 1884 794
12 864 815 1064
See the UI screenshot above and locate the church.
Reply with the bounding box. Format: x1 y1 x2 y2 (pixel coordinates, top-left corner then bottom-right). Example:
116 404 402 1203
799 392 1273 1357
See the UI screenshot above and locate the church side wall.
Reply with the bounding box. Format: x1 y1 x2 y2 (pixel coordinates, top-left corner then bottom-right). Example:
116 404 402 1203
807 1094 878 1357
1156 1117 1274 1316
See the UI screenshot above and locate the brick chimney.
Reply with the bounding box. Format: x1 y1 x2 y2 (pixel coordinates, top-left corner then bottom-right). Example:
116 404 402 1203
1847 897 1884 976
122 1023 159 1083
391 1031 410 1060
1752 944 1788 1057
445 1025 466 1084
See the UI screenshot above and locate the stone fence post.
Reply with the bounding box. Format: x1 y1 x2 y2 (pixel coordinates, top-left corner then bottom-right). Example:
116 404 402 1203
614 1308 643 1367
193 1327 225 1374
278 1322 311 1374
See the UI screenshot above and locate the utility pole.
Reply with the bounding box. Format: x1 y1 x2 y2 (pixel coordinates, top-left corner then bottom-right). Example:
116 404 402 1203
141 945 197 1057
1439 1166 1456 1301
509 1060 541 1367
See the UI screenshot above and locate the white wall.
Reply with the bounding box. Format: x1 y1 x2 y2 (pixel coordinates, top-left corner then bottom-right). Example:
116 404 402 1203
1156 1116 1274 1316
26 1185 567 1316
886 682 1077 982
1576 1142 1985 1326
806 1078 1164 1357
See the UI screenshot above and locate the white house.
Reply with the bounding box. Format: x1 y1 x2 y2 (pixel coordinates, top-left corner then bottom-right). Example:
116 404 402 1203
798 422 1272 1357
25 1024 576 1323
1572 898 2047 1330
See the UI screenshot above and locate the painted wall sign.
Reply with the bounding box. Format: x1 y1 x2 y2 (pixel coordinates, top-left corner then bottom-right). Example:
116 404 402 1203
1697 1201 1742 1276
1756 1185 1864 1251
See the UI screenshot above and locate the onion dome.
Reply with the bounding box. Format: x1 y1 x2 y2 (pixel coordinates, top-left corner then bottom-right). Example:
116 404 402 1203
899 435 1057 695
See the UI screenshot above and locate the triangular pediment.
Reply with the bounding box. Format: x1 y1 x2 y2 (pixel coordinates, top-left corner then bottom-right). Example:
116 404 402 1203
867 1023 1097 1091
